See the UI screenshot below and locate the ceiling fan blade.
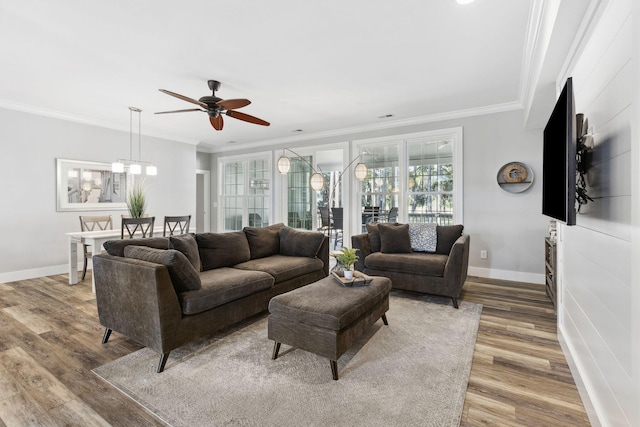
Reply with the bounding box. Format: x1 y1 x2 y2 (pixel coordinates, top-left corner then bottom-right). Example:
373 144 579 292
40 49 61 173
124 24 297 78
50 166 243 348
155 108 205 114
210 115 224 130
216 98 251 110
225 110 270 126
159 89 208 108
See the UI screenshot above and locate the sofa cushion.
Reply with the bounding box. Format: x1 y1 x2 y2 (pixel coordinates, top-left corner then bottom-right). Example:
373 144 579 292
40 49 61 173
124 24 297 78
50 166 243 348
279 227 324 258
366 223 382 253
123 246 201 292
179 267 274 315
365 252 448 277
103 237 170 257
436 225 464 255
378 223 412 253
233 254 324 284
409 223 437 252
170 233 201 272
196 231 251 270
243 223 284 259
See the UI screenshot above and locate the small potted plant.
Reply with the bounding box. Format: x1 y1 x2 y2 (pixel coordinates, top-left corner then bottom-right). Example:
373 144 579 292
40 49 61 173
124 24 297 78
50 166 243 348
335 247 359 279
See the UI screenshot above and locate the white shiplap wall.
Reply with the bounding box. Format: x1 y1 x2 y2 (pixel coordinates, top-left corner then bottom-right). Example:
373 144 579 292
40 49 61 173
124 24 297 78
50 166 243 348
558 0 638 425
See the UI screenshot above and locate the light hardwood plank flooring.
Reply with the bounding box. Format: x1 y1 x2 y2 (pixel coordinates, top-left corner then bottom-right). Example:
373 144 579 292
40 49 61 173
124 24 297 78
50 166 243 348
0 273 590 426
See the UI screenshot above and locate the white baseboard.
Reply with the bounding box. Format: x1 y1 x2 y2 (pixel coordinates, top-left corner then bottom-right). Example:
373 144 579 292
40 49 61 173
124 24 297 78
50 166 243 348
468 266 545 284
0 264 68 284
558 328 602 427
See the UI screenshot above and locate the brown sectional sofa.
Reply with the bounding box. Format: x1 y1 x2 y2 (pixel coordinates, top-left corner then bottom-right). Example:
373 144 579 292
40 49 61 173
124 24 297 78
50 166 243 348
93 223 329 372
351 223 470 308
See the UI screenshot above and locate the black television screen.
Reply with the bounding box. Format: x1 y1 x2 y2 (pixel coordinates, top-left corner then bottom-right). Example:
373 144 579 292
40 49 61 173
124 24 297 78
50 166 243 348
542 77 576 226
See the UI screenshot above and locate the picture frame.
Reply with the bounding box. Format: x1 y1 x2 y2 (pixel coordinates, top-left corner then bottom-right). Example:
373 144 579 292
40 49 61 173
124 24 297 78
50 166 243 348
56 158 129 212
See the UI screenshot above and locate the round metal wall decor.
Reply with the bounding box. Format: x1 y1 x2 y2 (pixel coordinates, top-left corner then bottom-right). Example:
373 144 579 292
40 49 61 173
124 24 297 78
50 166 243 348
497 162 534 193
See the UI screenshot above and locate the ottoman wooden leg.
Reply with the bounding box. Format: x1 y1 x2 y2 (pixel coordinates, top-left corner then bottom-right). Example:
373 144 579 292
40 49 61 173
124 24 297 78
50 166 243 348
382 313 388 325
272 342 281 360
330 360 339 380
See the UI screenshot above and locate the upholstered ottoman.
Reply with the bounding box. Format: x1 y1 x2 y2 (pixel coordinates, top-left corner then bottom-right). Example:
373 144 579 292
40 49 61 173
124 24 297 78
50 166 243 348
268 275 392 380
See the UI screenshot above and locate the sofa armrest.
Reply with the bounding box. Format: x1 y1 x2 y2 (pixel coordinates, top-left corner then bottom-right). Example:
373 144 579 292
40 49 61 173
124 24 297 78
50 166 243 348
443 234 470 290
93 253 183 353
351 233 372 272
316 235 330 276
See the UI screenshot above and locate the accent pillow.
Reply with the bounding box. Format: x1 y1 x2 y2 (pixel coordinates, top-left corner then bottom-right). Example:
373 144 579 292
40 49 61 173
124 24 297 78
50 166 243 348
103 237 170 257
170 233 201 272
124 246 201 293
243 223 284 259
378 223 412 254
436 225 464 255
196 231 251 270
366 223 381 253
408 223 437 253
279 227 325 258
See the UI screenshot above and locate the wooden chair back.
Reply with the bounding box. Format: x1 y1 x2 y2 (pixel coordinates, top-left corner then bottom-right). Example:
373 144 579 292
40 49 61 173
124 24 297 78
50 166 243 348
121 216 155 239
163 215 191 236
79 215 113 232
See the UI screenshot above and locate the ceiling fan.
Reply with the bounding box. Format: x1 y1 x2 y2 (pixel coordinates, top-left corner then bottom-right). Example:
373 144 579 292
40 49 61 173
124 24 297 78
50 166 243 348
155 80 270 131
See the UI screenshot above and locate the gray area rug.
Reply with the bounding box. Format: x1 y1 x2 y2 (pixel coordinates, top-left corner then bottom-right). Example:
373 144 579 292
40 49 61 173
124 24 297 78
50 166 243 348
93 291 482 427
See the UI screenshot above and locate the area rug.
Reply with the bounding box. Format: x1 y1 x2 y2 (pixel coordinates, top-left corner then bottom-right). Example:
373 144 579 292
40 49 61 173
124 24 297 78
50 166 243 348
93 291 482 427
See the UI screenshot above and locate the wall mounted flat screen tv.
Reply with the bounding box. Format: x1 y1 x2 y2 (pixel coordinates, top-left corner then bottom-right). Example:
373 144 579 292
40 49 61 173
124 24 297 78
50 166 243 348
542 77 576 226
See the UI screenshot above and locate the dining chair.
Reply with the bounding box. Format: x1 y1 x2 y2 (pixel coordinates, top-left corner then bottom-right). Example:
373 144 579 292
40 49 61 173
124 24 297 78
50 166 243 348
121 216 155 239
331 207 344 249
163 215 191 236
248 213 262 227
317 206 331 235
387 207 398 223
79 215 113 280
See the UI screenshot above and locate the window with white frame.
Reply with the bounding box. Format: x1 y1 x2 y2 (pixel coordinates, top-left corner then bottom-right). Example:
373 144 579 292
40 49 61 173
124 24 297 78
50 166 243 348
407 137 454 224
220 156 271 231
357 128 462 226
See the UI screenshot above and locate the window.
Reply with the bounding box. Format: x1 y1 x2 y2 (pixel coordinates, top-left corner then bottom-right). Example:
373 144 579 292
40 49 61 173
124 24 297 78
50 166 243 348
220 156 271 231
360 144 400 230
287 156 313 230
356 128 462 226
407 138 454 224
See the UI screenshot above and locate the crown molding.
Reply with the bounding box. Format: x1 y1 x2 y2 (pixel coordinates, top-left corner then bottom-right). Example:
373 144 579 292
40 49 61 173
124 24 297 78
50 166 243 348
206 101 523 153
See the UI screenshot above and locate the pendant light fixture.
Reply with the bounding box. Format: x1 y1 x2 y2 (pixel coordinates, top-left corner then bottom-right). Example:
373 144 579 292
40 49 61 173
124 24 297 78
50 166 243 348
112 107 158 176
277 148 368 190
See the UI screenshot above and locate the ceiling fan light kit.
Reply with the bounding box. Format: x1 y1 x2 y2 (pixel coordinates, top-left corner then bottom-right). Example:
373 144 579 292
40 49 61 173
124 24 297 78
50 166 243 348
112 107 158 176
156 80 270 131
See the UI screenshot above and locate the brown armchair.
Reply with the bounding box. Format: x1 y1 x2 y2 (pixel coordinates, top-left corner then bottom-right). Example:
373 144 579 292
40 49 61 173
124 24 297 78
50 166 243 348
352 224 469 308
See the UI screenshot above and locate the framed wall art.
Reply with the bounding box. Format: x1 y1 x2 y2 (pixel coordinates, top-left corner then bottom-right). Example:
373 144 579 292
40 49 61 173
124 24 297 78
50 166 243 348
56 158 129 212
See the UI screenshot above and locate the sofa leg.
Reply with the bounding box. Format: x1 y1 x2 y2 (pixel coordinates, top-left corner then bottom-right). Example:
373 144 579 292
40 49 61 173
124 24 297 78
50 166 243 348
330 360 339 380
272 342 281 360
451 297 459 309
381 313 388 325
101 328 112 344
157 353 170 373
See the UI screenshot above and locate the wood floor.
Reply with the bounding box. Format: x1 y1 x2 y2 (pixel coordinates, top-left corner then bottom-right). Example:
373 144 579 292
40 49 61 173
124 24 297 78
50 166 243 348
0 273 590 426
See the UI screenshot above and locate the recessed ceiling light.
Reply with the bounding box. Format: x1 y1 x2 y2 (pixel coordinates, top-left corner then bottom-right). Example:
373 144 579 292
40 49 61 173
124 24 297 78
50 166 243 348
291 129 303 132
378 114 394 119
457 0 475 4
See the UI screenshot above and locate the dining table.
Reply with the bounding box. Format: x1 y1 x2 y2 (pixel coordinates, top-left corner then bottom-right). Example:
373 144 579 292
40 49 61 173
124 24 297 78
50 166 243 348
65 226 193 288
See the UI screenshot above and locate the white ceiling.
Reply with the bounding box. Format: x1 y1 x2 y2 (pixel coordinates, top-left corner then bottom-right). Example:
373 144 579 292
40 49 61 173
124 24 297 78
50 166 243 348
0 0 587 153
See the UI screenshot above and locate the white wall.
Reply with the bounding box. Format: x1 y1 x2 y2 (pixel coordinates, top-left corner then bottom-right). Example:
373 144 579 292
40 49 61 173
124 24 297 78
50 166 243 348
211 108 550 283
558 0 639 425
0 107 197 282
